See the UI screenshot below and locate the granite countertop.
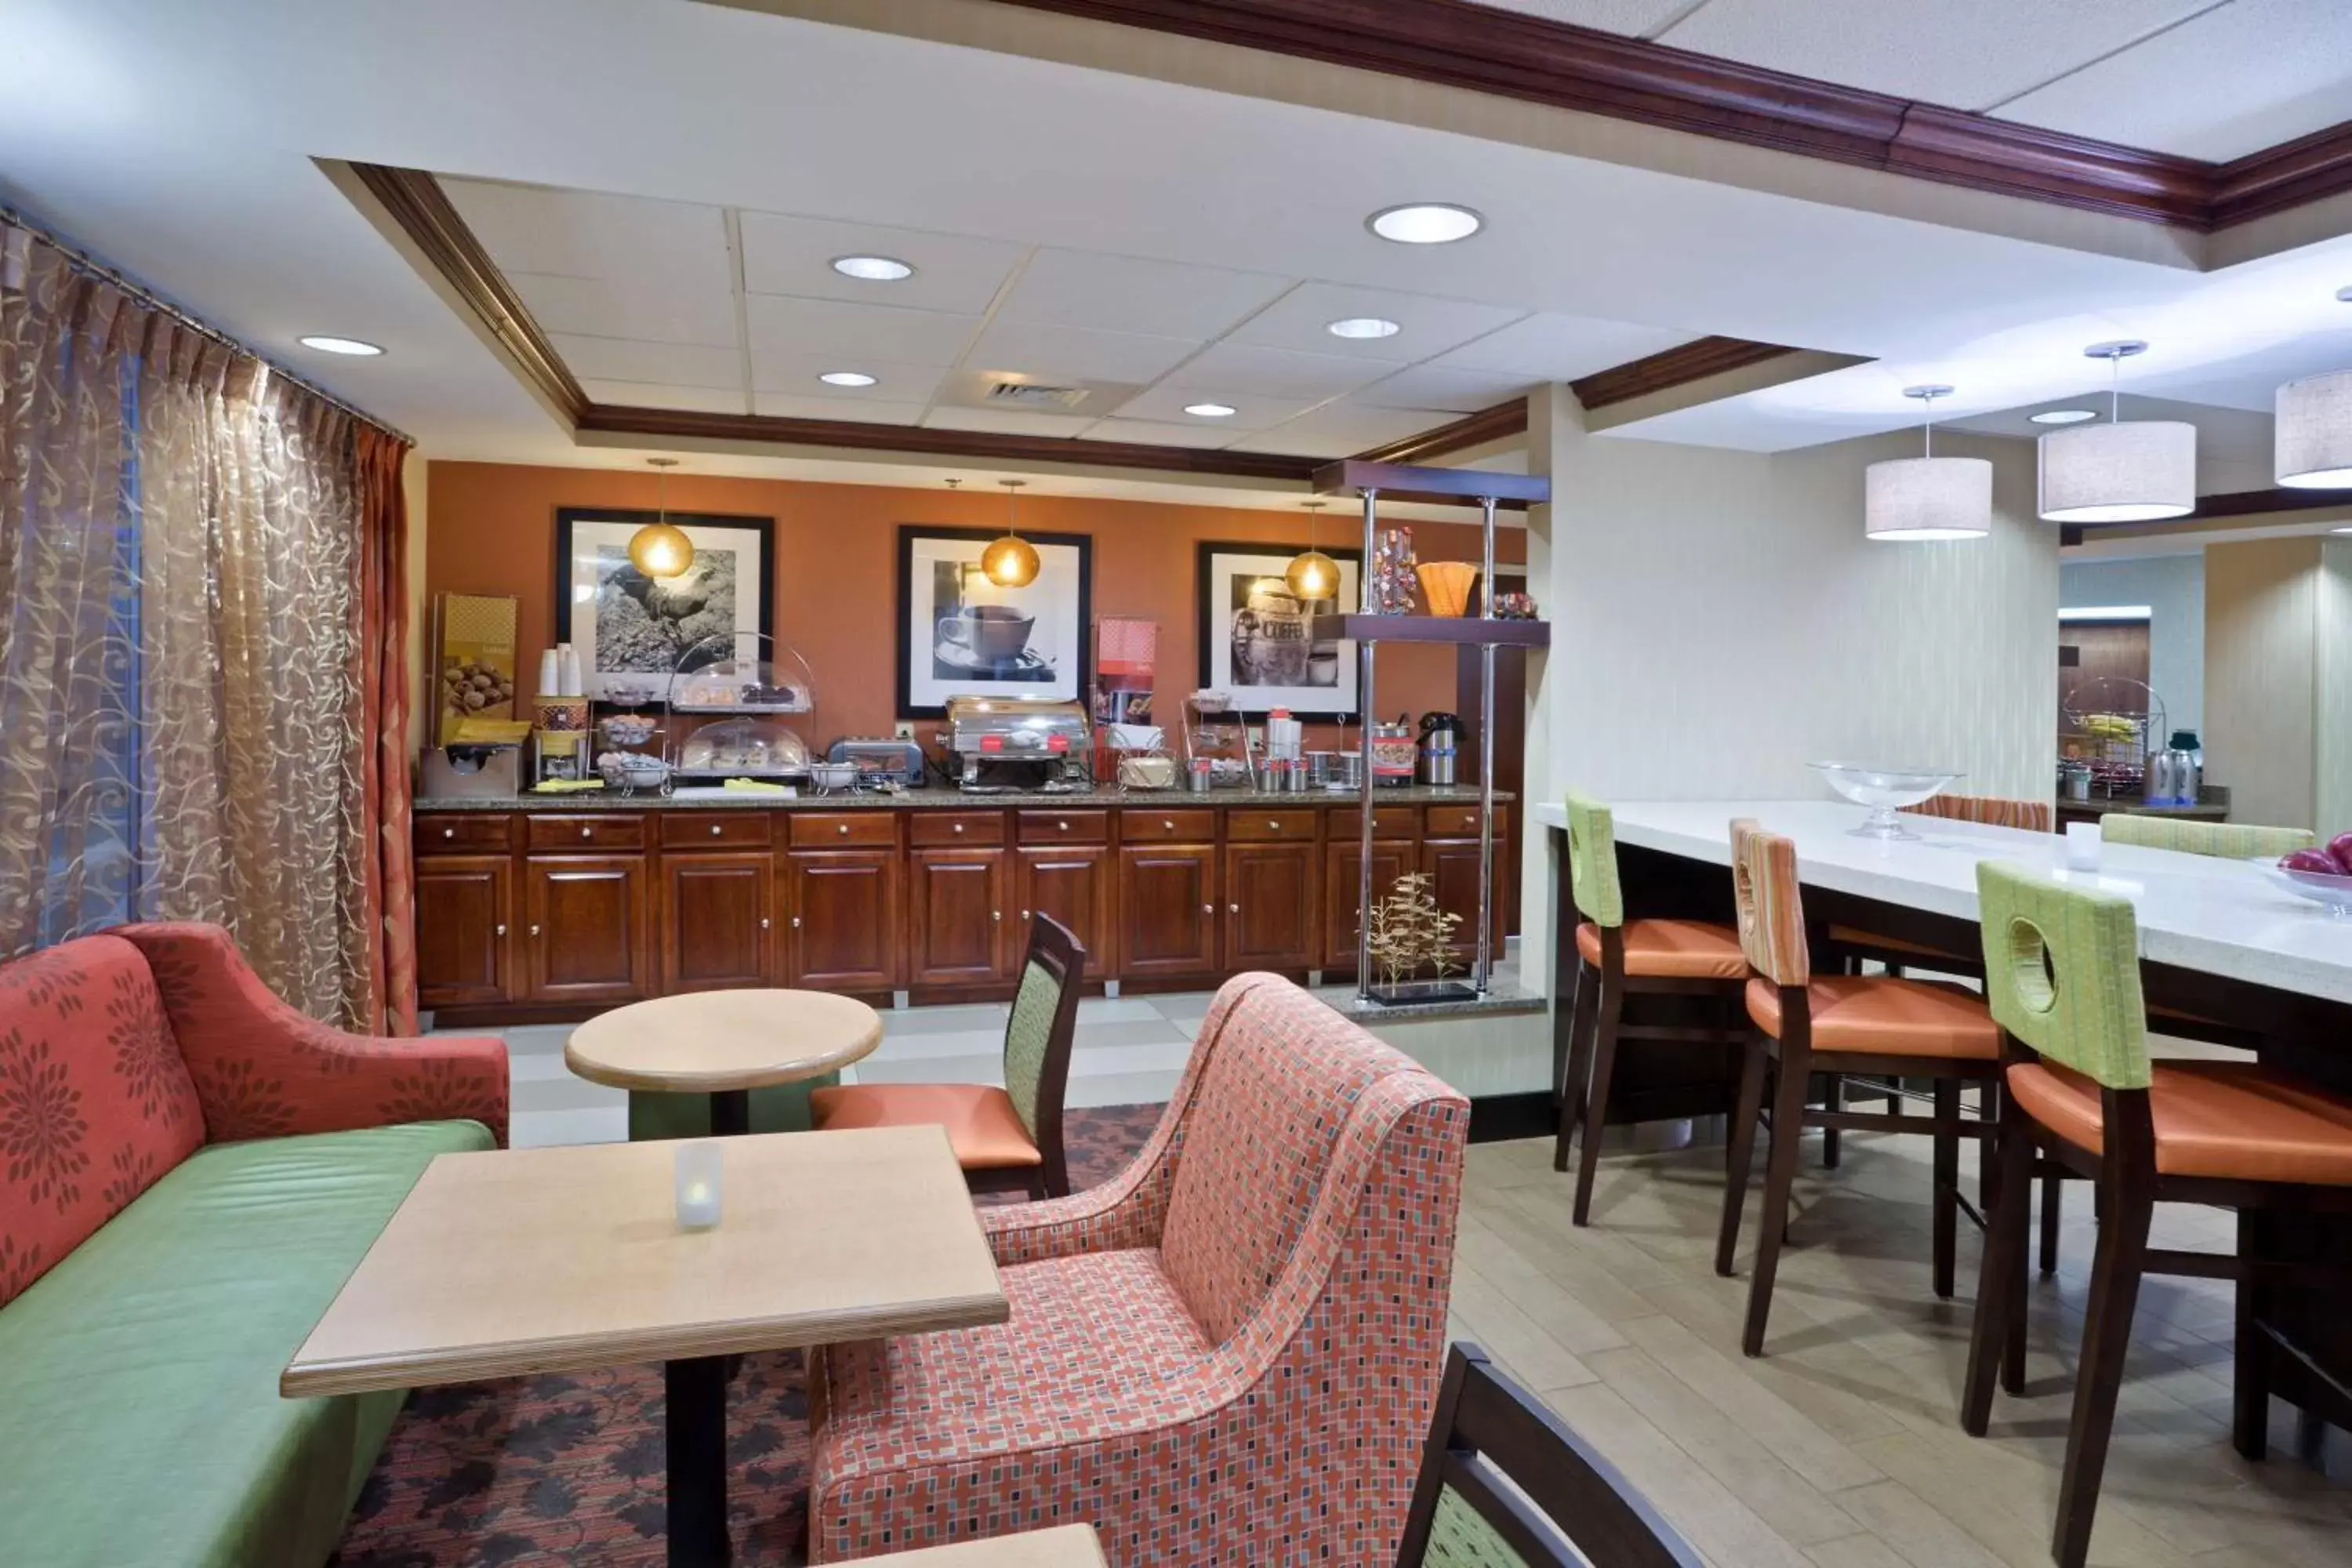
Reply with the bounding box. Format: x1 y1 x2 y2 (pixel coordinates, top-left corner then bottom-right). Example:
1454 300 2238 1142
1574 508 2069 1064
416 783 1516 813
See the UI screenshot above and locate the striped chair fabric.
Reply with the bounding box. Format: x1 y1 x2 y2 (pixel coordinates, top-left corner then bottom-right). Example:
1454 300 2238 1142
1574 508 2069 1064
1975 860 2151 1090
2100 815 2314 859
1905 793 2054 833
1730 821 1809 987
1563 793 1625 929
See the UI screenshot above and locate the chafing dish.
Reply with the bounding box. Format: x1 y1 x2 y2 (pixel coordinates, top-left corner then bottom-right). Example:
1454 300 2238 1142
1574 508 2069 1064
943 695 1091 792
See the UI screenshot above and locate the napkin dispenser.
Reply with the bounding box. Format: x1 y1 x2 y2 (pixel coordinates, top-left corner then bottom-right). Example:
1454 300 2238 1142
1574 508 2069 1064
420 744 521 800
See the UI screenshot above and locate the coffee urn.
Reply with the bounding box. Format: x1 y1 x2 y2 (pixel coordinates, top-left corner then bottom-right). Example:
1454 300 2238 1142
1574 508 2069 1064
1417 711 1464 786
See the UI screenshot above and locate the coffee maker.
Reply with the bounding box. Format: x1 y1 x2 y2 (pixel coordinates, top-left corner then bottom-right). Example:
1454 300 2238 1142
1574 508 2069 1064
1417 711 1464 786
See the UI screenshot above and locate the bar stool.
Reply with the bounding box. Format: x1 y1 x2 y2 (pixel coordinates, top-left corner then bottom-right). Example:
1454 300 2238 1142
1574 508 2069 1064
2099 815 2312 857
1716 822 2002 1356
1551 794 1748 1226
1961 860 2352 1568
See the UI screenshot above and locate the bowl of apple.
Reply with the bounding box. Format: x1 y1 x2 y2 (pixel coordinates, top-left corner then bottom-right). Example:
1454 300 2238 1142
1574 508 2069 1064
2265 836 2352 917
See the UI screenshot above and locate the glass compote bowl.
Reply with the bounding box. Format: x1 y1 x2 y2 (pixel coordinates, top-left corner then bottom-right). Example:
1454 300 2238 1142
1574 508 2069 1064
2261 862 2352 919
1809 762 1963 840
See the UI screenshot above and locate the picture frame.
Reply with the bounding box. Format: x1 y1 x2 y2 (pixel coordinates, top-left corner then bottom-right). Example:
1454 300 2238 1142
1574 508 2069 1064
1195 540 1363 721
554 509 775 700
897 525 1093 718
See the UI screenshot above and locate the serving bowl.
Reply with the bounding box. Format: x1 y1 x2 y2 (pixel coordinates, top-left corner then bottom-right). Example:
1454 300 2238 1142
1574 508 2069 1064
1809 761 1962 840
2261 863 2352 918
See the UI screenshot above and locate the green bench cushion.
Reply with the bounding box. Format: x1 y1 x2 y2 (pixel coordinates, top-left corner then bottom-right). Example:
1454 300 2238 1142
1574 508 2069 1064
0 1120 494 1568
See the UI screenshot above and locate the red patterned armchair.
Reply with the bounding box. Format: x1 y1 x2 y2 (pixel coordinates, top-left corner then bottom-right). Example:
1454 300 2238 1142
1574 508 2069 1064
807 972 1471 1565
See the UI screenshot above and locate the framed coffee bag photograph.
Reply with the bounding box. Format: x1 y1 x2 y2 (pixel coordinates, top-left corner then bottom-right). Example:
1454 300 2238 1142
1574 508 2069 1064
1195 541 1363 721
897 525 1092 717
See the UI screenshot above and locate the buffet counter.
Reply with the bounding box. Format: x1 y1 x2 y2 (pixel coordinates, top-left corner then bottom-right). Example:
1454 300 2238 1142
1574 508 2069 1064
412 787 1512 1024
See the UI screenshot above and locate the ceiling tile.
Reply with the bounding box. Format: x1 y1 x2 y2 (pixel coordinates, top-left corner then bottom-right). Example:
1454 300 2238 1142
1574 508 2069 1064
1428 313 1692 379
550 334 742 390
578 380 746 414
922 406 1096 437
997 249 1292 338
1352 364 1534 414
750 391 927 425
1988 0 2352 160
511 272 737 349
1457 2 1709 34
1081 418 1246 450
964 318 1200 384
743 295 981 368
1226 283 1526 361
442 180 730 291
736 210 1028 314
1232 402 1466 456
747 349 947 401
1110 386 1316 432
1162 342 1399 401
1654 0 2218 113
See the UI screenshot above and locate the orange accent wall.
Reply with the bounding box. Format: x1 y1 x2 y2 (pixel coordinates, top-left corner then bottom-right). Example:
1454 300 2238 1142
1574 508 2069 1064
423 461 1525 756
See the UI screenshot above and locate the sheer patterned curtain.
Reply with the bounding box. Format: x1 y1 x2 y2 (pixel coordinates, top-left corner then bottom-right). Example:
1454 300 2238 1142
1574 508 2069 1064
0 216 416 1029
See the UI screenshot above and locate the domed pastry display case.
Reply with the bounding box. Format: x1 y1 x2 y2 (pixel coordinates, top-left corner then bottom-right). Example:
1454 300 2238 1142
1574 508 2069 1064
663 630 819 785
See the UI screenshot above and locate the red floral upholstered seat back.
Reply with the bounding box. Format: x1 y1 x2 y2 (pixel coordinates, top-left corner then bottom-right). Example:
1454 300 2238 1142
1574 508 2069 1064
0 936 203 1306
1158 975 1444 1345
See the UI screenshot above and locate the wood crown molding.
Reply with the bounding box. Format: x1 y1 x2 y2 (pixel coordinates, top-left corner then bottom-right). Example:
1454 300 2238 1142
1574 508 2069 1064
982 0 2352 232
1355 398 1528 465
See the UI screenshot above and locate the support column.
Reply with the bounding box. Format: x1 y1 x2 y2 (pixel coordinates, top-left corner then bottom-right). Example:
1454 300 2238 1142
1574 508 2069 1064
1517 382 1586 995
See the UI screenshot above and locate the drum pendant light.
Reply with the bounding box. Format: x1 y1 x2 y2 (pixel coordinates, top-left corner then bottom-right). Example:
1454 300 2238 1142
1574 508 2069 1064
2038 342 2196 523
982 479 1040 588
1286 500 1341 600
2276 289 2352 488
1865 385 1991 541
626 458 695 577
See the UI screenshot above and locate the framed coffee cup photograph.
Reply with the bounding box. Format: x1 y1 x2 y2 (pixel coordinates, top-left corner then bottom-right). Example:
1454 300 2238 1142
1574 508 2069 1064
897 525 1093 717
1196 541 1363 721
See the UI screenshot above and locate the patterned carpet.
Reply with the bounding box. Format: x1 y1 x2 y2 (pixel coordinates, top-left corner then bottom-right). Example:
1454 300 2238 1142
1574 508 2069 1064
328 1103 1165 1567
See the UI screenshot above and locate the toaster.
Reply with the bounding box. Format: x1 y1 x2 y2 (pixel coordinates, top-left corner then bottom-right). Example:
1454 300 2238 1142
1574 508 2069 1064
827 737 927 786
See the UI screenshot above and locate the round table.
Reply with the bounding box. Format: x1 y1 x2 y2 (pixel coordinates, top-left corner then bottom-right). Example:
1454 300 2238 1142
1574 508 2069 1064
564 989 883 1137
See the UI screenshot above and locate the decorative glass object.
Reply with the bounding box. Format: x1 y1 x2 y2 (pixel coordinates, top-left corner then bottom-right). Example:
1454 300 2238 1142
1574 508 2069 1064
2262 862 2352 918
1809 761 1964 840
674 1142 722 1230
1369 527 1417 613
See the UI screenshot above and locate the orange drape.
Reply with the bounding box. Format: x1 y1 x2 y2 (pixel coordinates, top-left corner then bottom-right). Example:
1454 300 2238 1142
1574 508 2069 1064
356 426 418 1033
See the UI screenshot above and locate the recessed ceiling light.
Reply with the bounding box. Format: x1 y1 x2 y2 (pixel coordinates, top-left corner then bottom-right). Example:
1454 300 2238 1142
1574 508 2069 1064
298 335 382 356
1183 402 1237 418
2031 408 2098 425
1367 204 1483 245
831 255 913 281
818 371 878 388
1327 317 1402 340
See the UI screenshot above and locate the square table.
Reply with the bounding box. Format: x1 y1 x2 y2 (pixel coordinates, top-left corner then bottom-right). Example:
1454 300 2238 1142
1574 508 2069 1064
863 1525 1107 1566
285 1125 1008 1566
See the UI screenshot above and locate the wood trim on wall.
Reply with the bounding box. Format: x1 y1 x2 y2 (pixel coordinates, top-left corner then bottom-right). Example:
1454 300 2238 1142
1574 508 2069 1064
1355 398 1529 465
981 0 2350 232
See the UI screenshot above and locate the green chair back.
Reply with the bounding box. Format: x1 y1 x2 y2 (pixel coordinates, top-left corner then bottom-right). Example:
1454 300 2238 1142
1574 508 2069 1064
2100 815 2313 859
1974 860 2149 1090
1003 956 1062 1140
1563 794 1624 929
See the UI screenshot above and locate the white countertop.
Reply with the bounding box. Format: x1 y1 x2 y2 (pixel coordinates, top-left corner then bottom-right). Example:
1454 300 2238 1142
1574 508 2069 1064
1533 799 2352 1004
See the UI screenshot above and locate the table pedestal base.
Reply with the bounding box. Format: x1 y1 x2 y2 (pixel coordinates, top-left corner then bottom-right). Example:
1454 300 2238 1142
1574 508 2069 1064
666 1354 730 1566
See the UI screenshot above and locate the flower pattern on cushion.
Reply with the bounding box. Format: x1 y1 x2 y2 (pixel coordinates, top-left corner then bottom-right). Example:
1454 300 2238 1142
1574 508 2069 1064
810 978 1469 1566
109 922 508 1145
0 937 203 1308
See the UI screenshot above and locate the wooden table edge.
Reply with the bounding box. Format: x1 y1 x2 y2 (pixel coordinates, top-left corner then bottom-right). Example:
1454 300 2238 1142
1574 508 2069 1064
281 1285 1010 1399
561 1019 882 1094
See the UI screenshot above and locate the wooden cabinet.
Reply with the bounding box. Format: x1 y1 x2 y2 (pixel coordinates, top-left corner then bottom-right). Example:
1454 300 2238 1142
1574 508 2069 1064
1117 843 1218 978
908 847 1011 987
415 855 514 1007
1221 841 1318 972
785 849 899 993
659 851 775 993
1015 844 1114 977
1421 827 1508 967
521 855 650 1004
1323 837 1415 971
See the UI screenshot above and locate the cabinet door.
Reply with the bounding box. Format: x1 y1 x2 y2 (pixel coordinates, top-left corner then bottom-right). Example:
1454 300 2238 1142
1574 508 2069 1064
1323 839 1415 971
1014 844 1112 977
659 852 776 993
1221 842 1318 972
522 855 650 1004
415 855 514 1007
908 847 1011 988
1421 837 1507 966
1116 844 1218 978
786 849 901 993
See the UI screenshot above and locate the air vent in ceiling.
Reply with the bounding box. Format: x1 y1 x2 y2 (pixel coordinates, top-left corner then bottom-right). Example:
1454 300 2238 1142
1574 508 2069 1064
986 380 1092 411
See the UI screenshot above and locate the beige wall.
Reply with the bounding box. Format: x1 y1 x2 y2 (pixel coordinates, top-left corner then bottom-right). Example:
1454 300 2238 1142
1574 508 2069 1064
2321 540 2352 843
2205 536 2323 833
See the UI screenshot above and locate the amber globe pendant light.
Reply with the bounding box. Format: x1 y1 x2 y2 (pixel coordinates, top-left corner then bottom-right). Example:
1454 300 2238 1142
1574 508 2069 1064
626 457 695 577
982 479 1041 588
1286 499 1341 601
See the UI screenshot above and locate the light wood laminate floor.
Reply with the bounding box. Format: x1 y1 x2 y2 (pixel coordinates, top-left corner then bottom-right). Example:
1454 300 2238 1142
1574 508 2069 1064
1454 1129 2350 1568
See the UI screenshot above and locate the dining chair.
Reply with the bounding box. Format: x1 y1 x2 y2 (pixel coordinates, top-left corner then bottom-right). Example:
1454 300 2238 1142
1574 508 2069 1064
1960 860 2352 1568
1717 821 2003 1356
2098 815 2314 858
1551 794 1749 1225
809 912 1084 1199
1396 1343 1702 1568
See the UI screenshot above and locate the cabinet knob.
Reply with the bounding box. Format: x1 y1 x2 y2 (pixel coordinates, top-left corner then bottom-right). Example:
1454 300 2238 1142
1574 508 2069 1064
494 922 506 936
838 823 849 835
1269 820 1279 830
528 924 541 938
953 822 965 833
1020 909 1029 920
579 826 592 840
710 824 722 837
992 909 1002 922
792 916 802 929
1229 902 1240 913
1058 819 1069 831
1163 819 1174 830
1201 903 1212 915
441 827 455 840
760 916 771 930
